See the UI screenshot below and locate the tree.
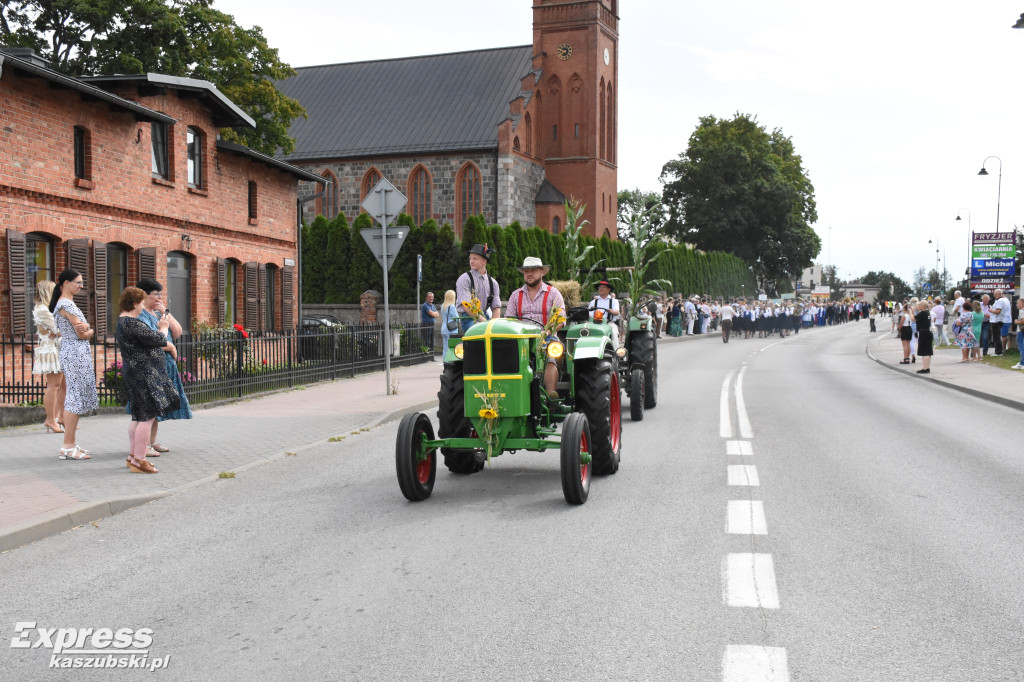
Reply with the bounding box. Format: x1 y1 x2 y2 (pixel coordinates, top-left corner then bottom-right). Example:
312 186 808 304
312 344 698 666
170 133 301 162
616 188 665 241
0 0 306 155
660 113 820 293
822 265 844 301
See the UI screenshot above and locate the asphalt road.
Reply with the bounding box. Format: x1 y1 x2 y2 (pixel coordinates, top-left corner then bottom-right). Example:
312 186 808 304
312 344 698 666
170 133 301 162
2 322 1022 681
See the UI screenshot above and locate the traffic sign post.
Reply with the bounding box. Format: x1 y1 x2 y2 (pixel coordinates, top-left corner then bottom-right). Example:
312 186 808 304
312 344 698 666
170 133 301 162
359 177 408 395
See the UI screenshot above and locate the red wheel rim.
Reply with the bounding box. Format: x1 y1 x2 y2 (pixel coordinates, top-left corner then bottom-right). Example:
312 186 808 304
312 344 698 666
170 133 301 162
416 428 432 483
579 431 589 483
609 372 621 451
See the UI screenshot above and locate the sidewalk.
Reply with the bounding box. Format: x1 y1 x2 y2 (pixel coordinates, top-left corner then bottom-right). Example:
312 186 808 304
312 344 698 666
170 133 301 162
0 329 720 553
0 360 444 553
865 330 1024 411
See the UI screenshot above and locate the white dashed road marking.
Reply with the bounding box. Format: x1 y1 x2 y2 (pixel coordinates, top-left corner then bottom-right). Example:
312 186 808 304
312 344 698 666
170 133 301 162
728 464 760 486
725 553 780 608
735 366 753 438
727 440 753 456
722 645 790 681
728 500 767 535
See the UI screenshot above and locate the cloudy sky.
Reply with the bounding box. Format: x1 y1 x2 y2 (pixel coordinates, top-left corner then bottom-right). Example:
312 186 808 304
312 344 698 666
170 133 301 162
213 0 1024 287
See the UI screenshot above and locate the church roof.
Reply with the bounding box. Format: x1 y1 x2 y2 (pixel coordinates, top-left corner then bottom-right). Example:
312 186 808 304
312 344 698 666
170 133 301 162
276 45 534 162
535 180 567 204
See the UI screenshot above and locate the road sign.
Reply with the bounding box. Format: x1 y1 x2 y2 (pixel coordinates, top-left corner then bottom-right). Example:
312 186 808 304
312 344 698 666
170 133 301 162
359 177 407 226
360 226 410 272
923 283 931 290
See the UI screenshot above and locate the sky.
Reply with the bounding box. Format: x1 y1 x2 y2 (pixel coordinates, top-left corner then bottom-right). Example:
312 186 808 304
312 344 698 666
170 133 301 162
211 0 1024 288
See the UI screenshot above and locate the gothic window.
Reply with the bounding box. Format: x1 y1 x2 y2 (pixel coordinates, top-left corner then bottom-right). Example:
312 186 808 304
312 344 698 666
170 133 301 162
607 82 615 164
361 167 382 201
513 136 521 152
317 170 338 218
455 162 482 238
408 164 432 226
547 75 563 156
524 112 533 156
600 78 607 160
552 216 561 234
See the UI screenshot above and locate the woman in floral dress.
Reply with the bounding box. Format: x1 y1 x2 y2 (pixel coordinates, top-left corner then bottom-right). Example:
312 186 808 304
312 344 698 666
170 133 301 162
116 287 179 474
953 300 977 363
49 269 97 460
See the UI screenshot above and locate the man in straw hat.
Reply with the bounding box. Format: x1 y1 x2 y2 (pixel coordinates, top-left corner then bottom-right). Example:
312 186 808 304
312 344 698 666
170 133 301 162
455 243 501 333
588 279 620 348
506 256 565 399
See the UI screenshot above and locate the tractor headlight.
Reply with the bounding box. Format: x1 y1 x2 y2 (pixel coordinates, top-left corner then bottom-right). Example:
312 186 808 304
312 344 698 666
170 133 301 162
615 347 627 359
546 340 564 359
454 342 464 359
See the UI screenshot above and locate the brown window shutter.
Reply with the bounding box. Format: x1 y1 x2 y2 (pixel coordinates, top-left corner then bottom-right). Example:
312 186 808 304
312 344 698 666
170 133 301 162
65 238 90 315
91 240 108 338
216 257 226 324
137 247 156 282
281 265 294 330
5 229 28 336
243 261 258 329
257 263 267 331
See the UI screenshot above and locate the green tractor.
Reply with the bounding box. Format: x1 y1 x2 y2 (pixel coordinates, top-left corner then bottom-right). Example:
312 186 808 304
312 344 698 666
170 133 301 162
395 308 622 505
618 297 658 421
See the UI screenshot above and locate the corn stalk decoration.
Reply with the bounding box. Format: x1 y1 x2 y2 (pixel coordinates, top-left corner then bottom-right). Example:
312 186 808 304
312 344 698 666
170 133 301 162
563 200 605 294
617 201 672 306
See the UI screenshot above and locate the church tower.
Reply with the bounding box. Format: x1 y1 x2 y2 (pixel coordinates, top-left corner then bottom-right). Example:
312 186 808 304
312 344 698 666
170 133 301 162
532 0 619 239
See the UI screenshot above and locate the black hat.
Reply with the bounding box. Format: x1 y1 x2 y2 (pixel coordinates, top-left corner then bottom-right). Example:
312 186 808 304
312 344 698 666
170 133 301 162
596 280 613 290
468 243 492 261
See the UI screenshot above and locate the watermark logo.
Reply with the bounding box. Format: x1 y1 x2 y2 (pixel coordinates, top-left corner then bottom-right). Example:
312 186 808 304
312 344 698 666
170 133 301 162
11 623 170 671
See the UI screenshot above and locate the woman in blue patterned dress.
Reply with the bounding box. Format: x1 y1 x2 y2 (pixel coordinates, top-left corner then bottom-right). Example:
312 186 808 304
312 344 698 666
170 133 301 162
131 278 192 457
49 269 98 460
953 300 977 363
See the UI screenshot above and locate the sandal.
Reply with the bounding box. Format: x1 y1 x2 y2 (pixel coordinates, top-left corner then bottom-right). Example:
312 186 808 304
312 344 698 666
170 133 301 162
151 443 170 453
44 422 65 433
73 445 91 456
58 446 90 460
128 457 158 474
145 446 161 458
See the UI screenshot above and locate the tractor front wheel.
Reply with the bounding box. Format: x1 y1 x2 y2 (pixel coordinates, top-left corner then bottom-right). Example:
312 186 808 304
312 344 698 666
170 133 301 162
575 359 621 476
396 412 436 501
560 413 591 505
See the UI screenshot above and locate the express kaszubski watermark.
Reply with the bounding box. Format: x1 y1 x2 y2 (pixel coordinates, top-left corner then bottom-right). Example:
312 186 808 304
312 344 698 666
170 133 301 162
11 622 171 671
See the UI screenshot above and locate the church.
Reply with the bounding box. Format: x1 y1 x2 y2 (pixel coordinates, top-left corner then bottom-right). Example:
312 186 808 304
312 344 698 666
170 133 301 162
279 0 619 239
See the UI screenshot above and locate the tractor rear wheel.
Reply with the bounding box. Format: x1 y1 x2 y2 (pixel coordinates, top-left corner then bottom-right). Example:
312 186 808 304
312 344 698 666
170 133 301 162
629 368 645 421
560 413 591 504
575 359 621 476
632 333 658 409
396 412 435 501
437 363 485 474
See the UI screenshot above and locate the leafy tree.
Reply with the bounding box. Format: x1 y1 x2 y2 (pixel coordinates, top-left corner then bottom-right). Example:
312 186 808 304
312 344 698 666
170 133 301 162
616 188 665 241
660 113 820 292
822 265 844 301
0 0 306 155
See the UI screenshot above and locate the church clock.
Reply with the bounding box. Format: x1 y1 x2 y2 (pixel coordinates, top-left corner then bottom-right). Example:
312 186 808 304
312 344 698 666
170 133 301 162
556 42 573 60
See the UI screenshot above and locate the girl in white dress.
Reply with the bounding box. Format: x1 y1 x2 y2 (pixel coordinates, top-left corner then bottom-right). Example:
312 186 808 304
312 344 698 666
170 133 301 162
32 280 65 433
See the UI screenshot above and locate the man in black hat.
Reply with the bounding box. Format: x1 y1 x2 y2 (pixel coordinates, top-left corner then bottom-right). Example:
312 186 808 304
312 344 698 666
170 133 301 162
588 280 620 348
455 243 501 332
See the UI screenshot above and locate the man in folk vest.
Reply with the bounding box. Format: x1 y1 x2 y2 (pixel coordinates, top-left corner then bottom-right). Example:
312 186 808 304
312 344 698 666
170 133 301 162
588 279 620 348
455 243 501 333
505 256 565 399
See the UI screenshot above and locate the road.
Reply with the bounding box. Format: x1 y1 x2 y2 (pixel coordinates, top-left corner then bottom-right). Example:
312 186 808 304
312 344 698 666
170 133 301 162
2 322 1022 681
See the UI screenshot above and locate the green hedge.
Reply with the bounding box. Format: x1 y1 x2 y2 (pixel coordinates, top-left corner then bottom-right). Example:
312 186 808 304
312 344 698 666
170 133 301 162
302 214 756 304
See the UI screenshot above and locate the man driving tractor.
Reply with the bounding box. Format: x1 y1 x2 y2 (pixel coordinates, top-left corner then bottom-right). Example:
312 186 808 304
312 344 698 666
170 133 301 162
504 256 565 400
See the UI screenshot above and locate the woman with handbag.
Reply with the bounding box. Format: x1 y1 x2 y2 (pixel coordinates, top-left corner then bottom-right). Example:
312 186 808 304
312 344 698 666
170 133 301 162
440 290 458 352
49 269 98 460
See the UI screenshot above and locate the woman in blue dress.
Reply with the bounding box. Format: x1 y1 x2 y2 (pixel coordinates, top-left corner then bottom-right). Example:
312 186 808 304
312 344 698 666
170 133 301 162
129 278 192 457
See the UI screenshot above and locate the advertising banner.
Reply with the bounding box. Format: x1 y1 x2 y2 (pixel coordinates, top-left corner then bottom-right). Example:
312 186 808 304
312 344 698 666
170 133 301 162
970 232 1017 293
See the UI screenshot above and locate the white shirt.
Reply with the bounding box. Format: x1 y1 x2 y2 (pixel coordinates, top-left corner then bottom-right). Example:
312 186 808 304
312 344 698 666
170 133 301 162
588 295 619 321
931 304 944 325
720 304 735 320
953 296 965 315
991 296 1011 324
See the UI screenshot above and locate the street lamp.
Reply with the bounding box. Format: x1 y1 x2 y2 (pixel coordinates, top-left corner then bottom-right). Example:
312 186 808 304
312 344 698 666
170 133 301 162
927 236 947 294
956 208 971 277
978 156 1002 231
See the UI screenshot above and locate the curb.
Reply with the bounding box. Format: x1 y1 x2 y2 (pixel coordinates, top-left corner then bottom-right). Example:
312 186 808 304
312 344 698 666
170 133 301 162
0 397 440 555
864 340 1024 413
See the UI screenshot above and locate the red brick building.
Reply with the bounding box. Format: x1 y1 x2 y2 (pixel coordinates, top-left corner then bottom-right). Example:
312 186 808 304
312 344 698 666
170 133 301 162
0 48 324 342
280 0 619 239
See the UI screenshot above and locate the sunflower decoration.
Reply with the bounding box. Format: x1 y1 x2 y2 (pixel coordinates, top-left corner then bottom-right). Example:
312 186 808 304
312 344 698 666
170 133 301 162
461 295 484 321
542 306 567 345
473 385 501 464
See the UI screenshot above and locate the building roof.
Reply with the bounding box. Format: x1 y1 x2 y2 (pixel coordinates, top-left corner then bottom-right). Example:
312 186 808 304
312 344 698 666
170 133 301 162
216 140 326 184
276 45 535 162
0 49 175 125
81 73 255 128
534 180 567 204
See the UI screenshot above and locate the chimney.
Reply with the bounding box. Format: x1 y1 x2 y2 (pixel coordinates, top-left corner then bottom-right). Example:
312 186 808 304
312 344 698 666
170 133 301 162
0 47 51 69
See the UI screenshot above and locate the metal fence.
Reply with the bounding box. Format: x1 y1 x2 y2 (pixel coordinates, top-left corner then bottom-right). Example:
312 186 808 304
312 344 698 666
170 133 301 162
0 322 435 407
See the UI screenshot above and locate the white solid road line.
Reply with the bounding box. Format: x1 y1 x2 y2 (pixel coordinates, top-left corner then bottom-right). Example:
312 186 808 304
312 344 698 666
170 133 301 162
726 440 753 456
728 500 767 535
735 365 753 438
720 369 735 438
724 553 780 608
727 464 760 486
722 645 790 682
